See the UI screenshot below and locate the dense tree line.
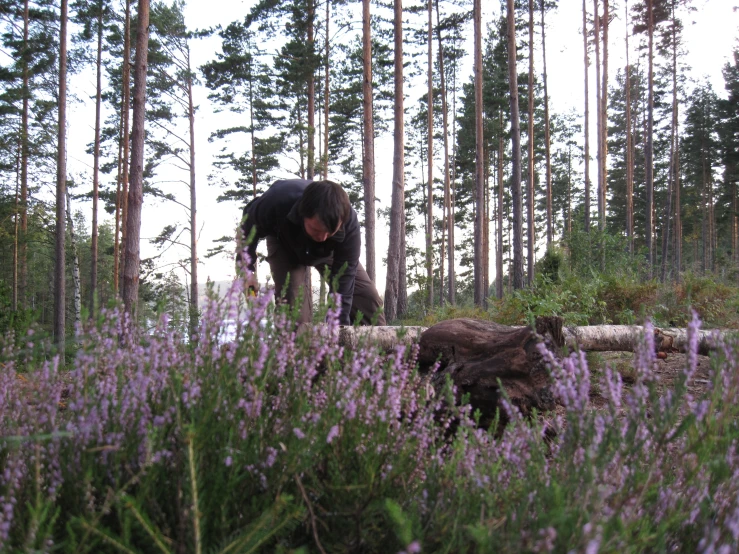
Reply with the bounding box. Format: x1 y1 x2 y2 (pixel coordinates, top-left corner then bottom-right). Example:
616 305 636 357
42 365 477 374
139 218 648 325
0 0 737 341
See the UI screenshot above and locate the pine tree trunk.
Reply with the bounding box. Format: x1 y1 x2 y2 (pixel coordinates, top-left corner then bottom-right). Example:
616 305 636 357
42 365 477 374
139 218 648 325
66 191 81 329
122 0 149 318
540 0 552 245
113 109 123 295
13 146 20 310
474 0 486 305
55 0 69 349
20 0 30 309
507 0 524 290
384 0 404 322
362 0 376 283
660 5 678 283
119 0 132 290
90 0 103 311
307 0 315 180
399 208 408 317
497 114 504 299
426 0 434 309
188 59 198 338
435 0 454 306
625 0 634 254
526 0 535 286
323 0 330 179
646 0 655 274
582 0 591 232
594 0 603 229
601 0 609 231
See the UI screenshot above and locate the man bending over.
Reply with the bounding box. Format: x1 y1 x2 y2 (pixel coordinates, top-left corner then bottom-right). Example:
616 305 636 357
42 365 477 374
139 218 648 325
237 179 386 326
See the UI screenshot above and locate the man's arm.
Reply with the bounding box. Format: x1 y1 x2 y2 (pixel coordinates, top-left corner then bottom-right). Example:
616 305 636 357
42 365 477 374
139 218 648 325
330 224 361 325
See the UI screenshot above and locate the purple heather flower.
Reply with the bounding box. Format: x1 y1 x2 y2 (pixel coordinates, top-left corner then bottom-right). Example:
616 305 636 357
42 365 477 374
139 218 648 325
327 425 340 444
225 456 233 467
293 428 305 439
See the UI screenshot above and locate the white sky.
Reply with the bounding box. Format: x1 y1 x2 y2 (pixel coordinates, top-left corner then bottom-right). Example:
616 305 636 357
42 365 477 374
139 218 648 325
64 0 739 298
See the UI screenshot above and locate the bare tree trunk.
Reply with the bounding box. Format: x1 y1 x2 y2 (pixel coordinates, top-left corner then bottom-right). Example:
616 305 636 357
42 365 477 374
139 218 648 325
497 112 504 299
660 4 678 283
66 191 81 329
362 0 376 283
113 109 123 295
307 0 315 180
119 0 132 289
601 0 609 229
646 0 655 274
90 0 103 311
435 0 454 306
55 0 69 349
188 55 198 337
625 0 634 254
526 0 535 286
323 0 330 179
384 0 404 322
540 0 552 245
474 0 486 304
122 0 150 319
507 0 524 290
20 0 30 309
594 0 603 229
675 144 682 277
582 0 591 232
13 143 20 310
399 207 408 317
426 0 434 309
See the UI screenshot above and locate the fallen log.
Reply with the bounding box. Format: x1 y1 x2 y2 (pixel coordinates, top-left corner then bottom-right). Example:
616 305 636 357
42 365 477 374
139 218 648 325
336 323 733 356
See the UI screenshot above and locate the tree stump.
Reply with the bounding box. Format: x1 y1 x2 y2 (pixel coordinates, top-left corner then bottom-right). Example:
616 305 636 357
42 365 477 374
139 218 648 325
417 318 559 428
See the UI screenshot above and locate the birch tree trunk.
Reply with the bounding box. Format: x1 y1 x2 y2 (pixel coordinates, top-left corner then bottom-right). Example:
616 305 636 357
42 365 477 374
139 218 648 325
474 0 486 305
54 0 68 350
122 0 150 319
384 0 404 322
362 0 376 283
507 0 524 290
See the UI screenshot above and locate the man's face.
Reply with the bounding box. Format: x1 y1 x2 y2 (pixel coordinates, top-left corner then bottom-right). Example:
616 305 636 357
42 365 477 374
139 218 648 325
304 215 340 242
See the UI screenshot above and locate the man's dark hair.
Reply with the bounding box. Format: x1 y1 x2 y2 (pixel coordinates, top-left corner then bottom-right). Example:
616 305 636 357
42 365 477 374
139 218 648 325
298 180 351 232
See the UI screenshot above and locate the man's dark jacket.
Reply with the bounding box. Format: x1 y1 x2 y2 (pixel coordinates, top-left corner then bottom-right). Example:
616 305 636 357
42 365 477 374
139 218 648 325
240 179 360 324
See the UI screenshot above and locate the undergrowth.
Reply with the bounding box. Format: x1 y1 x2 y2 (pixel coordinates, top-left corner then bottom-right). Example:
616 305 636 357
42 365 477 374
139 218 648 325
2 261 739 552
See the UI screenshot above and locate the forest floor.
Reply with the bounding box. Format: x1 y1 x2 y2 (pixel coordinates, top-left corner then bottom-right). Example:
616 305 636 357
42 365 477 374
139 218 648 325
584 351 712 413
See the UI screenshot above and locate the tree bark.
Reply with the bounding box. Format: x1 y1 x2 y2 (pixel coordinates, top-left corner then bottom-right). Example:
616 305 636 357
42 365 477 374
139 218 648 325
54 0 68 350
646 0 655 273
91 0 103 311
122 0 150 319
600 0 609 230
20 0 30 309
66 191 81 329
426 0 434 309
119 0 132 290
362 0 376 283
582 0 591 232
307 0 315 180
435 0 454 306
323 0 330 179
526 0 535 285
594 0 603 229
188 53 198 338
384 0 404 322
625 0 634 254
540 0 552 245
507 0 524 290
496 112 504 299
473 0 485 305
